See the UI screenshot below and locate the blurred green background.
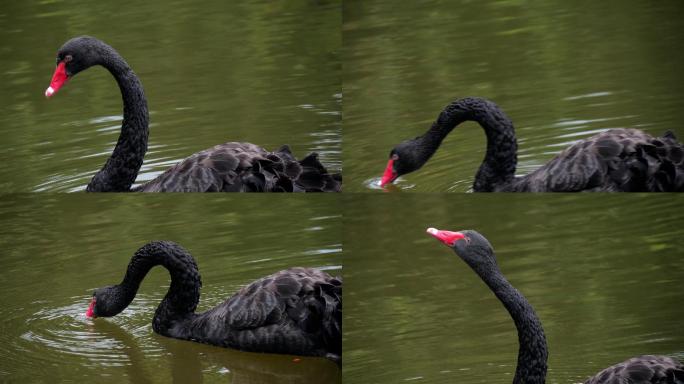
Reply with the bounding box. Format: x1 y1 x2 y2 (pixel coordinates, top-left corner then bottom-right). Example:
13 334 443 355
343 194 684 383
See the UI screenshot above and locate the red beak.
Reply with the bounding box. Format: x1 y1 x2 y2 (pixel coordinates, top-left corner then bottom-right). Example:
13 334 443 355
85 297 96 318
45 61 68 98
427 227 465 247
380 158 397 187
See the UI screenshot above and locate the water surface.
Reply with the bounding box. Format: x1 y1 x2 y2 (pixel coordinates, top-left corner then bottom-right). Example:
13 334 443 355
343 194 684 383
0 195 342 383
344 0 684 191
0 0 341 192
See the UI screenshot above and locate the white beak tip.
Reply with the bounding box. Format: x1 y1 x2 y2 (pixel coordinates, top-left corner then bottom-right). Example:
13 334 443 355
426 227 438 235
45 87 54 97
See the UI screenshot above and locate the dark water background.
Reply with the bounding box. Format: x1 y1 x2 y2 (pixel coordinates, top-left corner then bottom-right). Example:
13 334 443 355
0 195 342 383
344 0 684 191
343 194 684 383
0 0 341 192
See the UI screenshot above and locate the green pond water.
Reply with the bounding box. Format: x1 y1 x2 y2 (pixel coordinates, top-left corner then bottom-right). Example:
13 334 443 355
344 0 684 192
0 0 341 192
343 194 684 383
0 195 342 383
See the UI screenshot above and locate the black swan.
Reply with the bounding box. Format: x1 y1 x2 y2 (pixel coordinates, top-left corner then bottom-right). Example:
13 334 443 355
85 241 342 362
45 36 341 192
426 228 684 383
380 97 683 191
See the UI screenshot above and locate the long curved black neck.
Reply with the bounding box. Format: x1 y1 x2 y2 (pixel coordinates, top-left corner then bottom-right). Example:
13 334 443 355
473 261 548 383
420 97 518 191
86 43 148 192
117 241 201 336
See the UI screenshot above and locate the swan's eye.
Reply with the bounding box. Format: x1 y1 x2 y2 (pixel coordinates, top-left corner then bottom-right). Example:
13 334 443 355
391 153 399 161
64 55 73 63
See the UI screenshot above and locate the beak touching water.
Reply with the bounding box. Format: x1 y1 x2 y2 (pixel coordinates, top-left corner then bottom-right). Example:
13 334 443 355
85 297 96 318
380 158 397 187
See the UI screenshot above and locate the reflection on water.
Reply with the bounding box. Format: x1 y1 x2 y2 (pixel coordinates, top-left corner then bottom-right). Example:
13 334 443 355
344 0 684 192
22 303 339 384
344 194 684 383
0 0 341 192
0 195 341 383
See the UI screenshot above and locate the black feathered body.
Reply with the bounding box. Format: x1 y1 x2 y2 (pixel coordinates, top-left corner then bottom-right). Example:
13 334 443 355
584 355 684 384
182 268 342 359
93 241 342 360
134 143 341 192
502 129 683 192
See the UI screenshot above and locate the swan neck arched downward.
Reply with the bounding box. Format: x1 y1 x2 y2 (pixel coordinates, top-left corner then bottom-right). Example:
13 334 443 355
86 44 149 192
478 267 548 384
427 98 518 191
119 242 201 335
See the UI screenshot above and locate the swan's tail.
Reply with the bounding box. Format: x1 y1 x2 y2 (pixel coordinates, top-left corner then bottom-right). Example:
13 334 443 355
268 146 341 192
627 131 684 191
309 274 342 359
295 152 342 192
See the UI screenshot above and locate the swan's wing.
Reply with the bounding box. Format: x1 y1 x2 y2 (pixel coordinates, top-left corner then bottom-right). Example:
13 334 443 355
217 268 342 354
219 268 342 335
184 268 341 356
136 143 262 192
512 129 684 192
583 355 684 384
137 143 341 192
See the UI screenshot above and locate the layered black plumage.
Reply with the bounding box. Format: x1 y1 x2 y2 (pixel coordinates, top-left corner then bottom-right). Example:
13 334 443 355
135 143 341 192
49 36 341 192
431 229 682 384
89 241 342 361
584 356 684 384
386 97 683 191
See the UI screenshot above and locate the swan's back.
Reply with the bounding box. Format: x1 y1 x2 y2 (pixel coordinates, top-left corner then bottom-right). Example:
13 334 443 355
504 129 683 192
190 267 342 358
135 143 341 192
583 355 684 384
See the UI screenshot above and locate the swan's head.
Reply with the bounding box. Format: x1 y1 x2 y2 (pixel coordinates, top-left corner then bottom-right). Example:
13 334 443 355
426 228 497 269
85 285 128 318
46 36 111 97
380 140 431 187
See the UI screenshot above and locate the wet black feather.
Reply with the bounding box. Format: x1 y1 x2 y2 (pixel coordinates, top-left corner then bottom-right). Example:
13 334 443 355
584 355 684 384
